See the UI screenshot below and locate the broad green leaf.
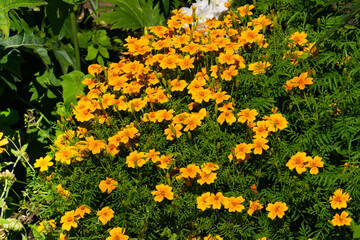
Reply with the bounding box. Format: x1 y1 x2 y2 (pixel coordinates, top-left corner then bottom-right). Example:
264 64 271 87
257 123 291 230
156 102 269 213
95 0 165 31
98 45 109 58
353 224 360 238
0 49 24 79
30 69 59 101
60 70 85 110
46 0 71 37
85 45 98 60
95 29 111 47
0 0 47 39
53 44 76 74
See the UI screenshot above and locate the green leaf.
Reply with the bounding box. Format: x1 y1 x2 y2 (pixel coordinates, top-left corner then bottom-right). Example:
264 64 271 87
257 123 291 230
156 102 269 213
60 70 85 110
30 69 60 101
353 224 360 238
45 0 71 37
0 0 47 39
53 44 76 74
95 0 165 31
98 45 109 58
85 45 98 61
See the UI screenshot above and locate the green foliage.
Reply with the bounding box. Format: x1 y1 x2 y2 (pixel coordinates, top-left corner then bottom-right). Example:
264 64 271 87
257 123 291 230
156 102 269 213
0 0 47 39
60 70 85 111
95 0 166 31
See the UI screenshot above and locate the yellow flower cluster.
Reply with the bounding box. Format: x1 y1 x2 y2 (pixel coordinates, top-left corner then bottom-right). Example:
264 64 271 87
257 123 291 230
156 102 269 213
283 31 317 65
330 189 352 226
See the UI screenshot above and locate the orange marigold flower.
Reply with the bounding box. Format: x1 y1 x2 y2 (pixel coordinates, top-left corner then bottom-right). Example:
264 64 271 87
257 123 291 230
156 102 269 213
37 219 56 233
329 189 351 209
97 207 114 225
106 227 130 240
197 192 212 211
217 110 236 125
289 31 308 46
164 124 183 141
170 79 188 92
237 4 255 17
176 164 200 179
223 196 245 212
88 64 103 75
248 61 271 75
56 184 71 198
191 88 212 103
201 162 220 174
237 108 258 123
290 72 313 90
59 233 69 240
252 120 269 138
99 177 118 194
331 211 352 226
151 184 174 202
266 113 288 132
221 65 238 81
306 156 324 174
126 151 147 168
234 143 253 161
204 234 223 240
145 149 160 163
208 192 227 209
179 55 195 70
157 154 174 169
286 152 311 174
252 137 269 155
212 91 231 104
60 210 78 231
248 200 263 216
266 202 288 219
218 51 235 65
197 171 217 185
34 155 53 172
75 205 91 219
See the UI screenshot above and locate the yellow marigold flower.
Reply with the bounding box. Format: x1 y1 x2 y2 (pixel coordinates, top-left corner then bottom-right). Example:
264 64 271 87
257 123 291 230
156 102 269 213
201 162 219 174
221 65 238 81
204 234 223 240
126 151 147 168
164 124 183 141
88 64 103 75
237 4 255 17
248 61 271 75
266 202 288 220
0 132 9 153
60 210 77 231
266 113 288 132
197 171 217 185
306 156 324 174
252 120 269 138
248 200 263 216
177 164 201 179
179 55 195 70
157 154 174 169
197 192 212 211
223 196 245 212
151 184 174 202
331 211 352 226
56 184 71 198
234 143 253 161
99 177 118 194
252 137 269 155
257 238 267 240
290 72 313 90
106 227 130 240
170 79 188 92
74 205 91 218
145 149 160 163
289 31 308 46
286 152 311 174
59 233 69 240
212 91 231 104
217 110 236 125
183 115 202 132
208 192 226 209
241 28 259 44
329 189 351 209
97 206 114 225
237 108 258 123
34 155 53 172
37 219 56 233
218 50 235 65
